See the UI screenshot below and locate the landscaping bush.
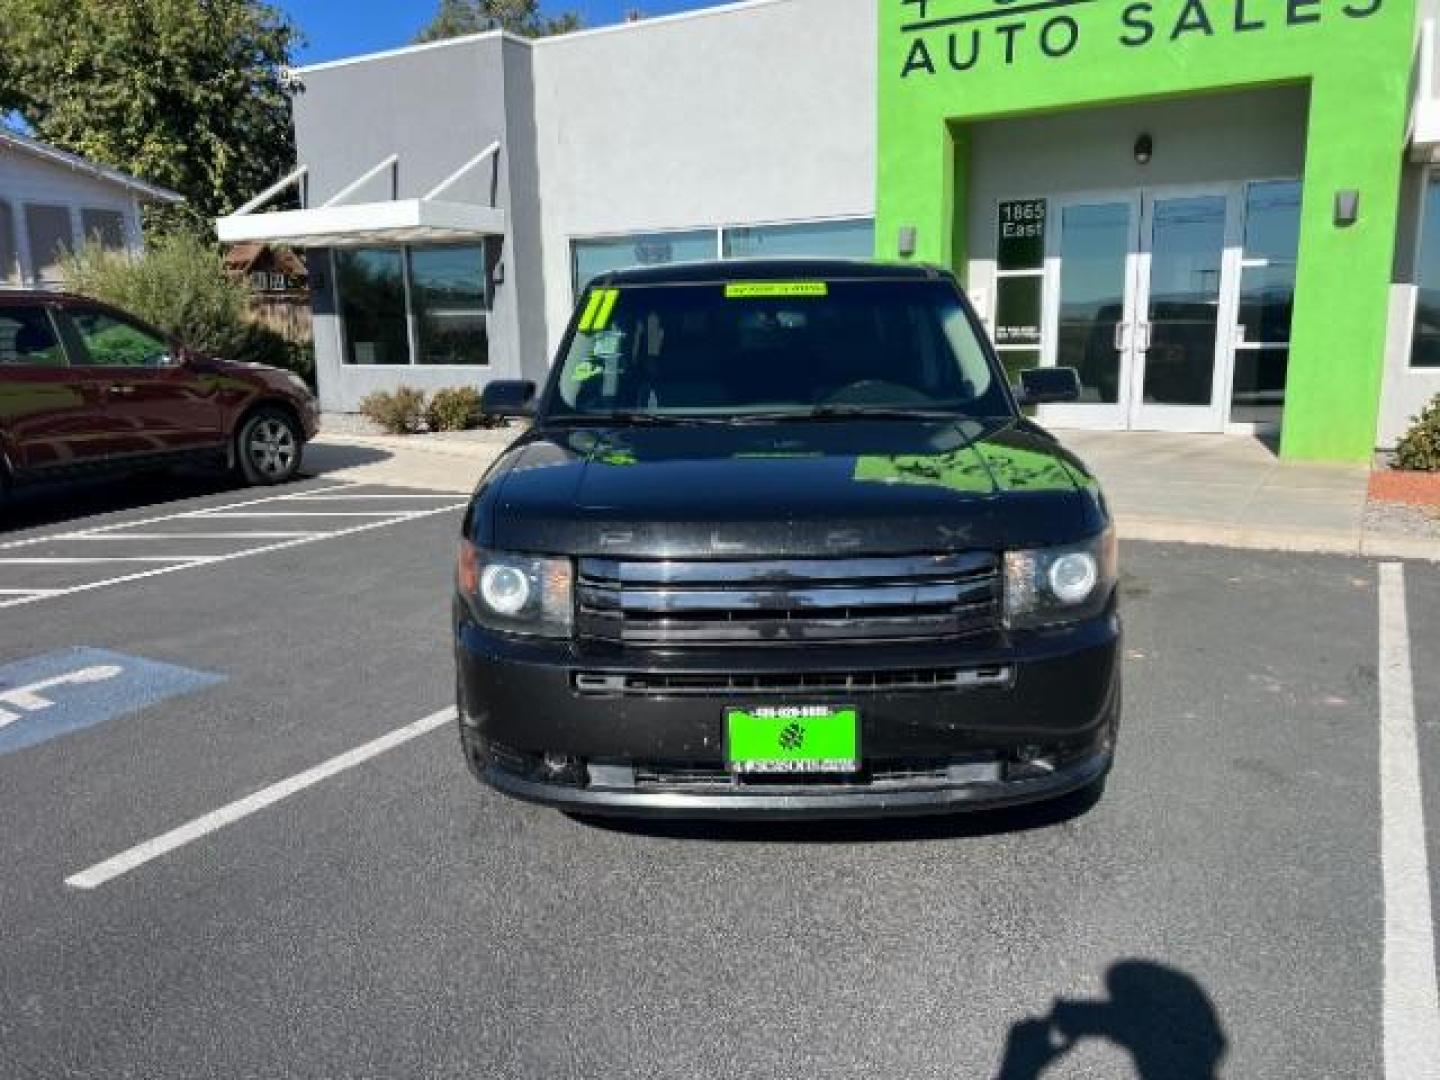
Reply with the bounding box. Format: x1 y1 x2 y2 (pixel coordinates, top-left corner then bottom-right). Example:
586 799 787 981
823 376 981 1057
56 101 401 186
359 387 427 435
426 386 483 432
63 230 248 358
62 230 315 386
1394 395 1440 472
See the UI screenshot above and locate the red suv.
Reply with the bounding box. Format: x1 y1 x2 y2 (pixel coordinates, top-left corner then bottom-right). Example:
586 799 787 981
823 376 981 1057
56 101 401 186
0 292 318 495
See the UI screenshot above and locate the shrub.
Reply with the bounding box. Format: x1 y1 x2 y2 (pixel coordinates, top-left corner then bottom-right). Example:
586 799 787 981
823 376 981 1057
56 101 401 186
360 387 427 435
62 230 315 387
425 386 483 432
63 230 249 358
1394 394 1440 472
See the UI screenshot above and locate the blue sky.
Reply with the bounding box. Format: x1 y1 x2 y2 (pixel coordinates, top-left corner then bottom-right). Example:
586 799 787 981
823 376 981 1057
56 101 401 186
277 1 728 64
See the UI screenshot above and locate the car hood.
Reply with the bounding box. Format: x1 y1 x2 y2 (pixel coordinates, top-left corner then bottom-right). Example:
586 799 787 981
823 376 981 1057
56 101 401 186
481 417 1107 558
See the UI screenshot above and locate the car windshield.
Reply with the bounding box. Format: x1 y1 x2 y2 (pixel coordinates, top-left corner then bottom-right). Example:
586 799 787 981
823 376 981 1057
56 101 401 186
547 278 1012 421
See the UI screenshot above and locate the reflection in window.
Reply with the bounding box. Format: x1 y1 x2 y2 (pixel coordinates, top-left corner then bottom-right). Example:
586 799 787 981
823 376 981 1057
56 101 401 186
1056 202 1131 404
1412 174 1440 368
0 307 64 366
69 308 170 367
572 230 716 295
25 204 73 282
337 248 409 366
411 245 488 366
1231 181 1301 423
721 219 874 260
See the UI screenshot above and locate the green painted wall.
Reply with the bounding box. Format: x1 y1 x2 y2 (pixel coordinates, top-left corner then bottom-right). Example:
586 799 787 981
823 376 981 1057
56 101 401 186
877 0 1416 461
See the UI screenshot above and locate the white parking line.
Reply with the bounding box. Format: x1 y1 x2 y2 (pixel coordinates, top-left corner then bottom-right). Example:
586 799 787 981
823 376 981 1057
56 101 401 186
0 484 465 610
0 556 214 564
191 511 416 518
1377 562 1440 1080
65 706 455 890
75 532 322 540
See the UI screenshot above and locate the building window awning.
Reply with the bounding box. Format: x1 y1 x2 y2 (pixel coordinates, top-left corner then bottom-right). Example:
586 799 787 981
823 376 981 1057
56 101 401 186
1412 20 1440 160
215 142 504 248
216 198 505 247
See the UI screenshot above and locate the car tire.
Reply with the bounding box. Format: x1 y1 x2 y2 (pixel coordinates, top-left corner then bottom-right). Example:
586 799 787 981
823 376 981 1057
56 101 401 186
235 407 303 486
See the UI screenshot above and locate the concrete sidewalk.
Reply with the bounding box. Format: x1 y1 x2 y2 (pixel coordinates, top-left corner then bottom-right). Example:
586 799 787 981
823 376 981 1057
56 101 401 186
1059 430 1437 561
304 427 1438 561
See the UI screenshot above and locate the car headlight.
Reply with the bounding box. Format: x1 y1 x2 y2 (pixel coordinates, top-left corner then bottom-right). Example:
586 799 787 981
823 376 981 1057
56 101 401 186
457 541 573 637
1004 528 1117 629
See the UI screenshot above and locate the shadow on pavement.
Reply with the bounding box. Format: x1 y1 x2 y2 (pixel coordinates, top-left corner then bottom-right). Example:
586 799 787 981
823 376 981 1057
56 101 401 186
995 960 1227 1079
0 468 251 535
568 779 1106 844
0 445 394 536
301 441 392 477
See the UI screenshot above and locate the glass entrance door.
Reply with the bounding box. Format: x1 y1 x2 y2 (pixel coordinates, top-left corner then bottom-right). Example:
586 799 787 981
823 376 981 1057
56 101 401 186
1039 185 1241 432
1039 195 1141 430
1129 189 1238 432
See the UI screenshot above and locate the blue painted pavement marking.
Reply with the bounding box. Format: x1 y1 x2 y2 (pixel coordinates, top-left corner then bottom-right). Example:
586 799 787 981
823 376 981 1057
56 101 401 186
0 647 223 755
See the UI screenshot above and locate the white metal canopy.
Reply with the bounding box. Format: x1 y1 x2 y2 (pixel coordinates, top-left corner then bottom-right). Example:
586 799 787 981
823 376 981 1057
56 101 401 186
214 142 504 247
1412 20 1440 161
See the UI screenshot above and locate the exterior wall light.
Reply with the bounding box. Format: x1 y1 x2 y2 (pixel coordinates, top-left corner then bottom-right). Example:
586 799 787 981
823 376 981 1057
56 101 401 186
1134 134 1153 165
898 225 918 258
1335 189 1360 228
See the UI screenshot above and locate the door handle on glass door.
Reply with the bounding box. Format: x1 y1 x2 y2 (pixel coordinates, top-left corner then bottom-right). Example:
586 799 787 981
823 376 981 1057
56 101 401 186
1136 323 1152 352
1113 323 1129 351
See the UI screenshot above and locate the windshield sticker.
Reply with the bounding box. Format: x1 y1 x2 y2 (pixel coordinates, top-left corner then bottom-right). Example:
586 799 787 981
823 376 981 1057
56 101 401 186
569 360 604 384
578 288 621 332
724 282 829 299
590 330 624 359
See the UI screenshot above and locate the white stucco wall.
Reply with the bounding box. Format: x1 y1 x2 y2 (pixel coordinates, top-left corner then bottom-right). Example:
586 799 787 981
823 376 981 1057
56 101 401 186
531 0 877 357
0 147 144 286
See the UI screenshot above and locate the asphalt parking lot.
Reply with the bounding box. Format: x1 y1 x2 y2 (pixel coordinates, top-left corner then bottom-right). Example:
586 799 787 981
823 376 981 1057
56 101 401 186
0 474 1435 1079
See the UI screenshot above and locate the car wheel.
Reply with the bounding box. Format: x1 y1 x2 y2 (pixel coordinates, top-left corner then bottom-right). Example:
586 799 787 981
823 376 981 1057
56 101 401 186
236 408 303 486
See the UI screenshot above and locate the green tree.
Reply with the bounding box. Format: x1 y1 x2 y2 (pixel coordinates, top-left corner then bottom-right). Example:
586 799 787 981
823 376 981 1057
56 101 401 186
0 0 299 225
415 0 582 41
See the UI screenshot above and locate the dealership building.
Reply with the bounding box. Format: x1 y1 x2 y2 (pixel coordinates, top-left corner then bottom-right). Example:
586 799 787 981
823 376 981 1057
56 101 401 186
218 0 1440 461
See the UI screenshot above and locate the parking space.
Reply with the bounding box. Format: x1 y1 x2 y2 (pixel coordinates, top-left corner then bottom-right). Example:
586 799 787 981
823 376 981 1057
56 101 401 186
0 481 465 609
0 498 1434 1076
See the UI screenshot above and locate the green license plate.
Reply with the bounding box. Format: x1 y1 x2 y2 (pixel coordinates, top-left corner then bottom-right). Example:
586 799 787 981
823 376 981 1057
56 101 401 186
724 705 860 775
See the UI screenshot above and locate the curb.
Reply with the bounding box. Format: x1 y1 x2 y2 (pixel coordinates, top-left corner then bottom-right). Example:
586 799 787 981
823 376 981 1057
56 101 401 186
1118 517 1438 562
312 432 515 461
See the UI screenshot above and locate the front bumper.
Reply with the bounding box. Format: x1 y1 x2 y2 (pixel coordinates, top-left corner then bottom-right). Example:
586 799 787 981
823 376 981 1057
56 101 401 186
456 610 1121 819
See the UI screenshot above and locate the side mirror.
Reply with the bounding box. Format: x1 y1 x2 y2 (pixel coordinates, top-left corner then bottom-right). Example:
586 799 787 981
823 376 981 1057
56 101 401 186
481 379 537 418
1017 366 1082 406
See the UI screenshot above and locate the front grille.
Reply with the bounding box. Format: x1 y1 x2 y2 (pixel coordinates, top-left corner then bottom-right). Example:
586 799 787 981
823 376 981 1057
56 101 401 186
573 665 1013 696
576 553 1001 647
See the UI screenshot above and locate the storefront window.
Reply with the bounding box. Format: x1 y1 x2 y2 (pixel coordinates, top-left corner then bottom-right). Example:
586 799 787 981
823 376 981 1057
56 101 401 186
336 248 409 366
410 245 488 366
721 218 874 259
993 199 1046 404
337 244 491 367
1232 180 1301 423
1412 173 1440 368
573 230 717 295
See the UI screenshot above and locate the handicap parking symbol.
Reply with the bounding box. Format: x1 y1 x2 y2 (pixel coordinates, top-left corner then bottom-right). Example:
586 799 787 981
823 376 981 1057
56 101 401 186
0 647 223 755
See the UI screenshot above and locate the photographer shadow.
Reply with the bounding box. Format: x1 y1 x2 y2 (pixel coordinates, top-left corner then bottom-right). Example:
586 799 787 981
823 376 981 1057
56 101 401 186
996 961 1226 1080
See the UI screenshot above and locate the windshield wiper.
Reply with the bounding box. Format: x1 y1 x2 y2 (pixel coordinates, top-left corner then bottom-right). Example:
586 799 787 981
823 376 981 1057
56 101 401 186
728 405 975 423
584 411 734 427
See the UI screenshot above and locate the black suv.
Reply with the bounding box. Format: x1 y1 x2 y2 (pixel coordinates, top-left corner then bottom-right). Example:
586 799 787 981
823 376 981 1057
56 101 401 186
455 260 1119 819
